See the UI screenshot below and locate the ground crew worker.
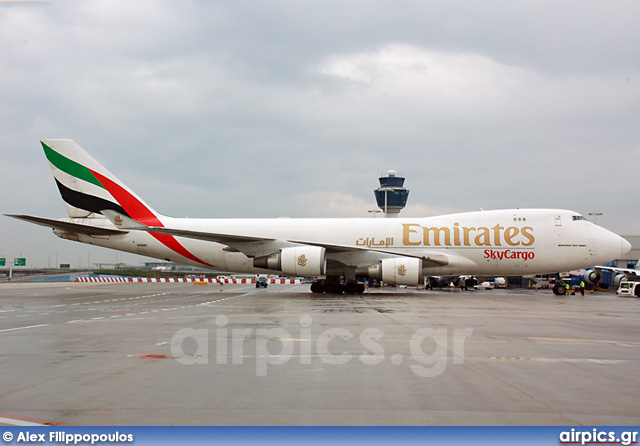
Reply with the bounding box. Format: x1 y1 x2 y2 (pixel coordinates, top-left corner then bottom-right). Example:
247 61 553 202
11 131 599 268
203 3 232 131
565 283 570 293
580 280 585 296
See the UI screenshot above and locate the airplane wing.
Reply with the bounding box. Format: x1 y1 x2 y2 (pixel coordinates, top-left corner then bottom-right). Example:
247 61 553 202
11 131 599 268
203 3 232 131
287 239 450 266
101 210 450 266
131 225 276 244
593 265 639 279
100 210 274 244
5 214 128 236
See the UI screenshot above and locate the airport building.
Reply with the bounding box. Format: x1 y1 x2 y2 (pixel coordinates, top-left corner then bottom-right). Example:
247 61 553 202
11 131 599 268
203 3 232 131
617 235 640 268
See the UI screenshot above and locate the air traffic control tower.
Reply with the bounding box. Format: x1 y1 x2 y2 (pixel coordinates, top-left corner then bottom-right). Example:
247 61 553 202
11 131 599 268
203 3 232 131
374 170 409 217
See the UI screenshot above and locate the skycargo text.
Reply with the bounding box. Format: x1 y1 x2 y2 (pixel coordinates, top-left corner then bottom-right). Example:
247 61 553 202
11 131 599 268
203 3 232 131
484 249 535 261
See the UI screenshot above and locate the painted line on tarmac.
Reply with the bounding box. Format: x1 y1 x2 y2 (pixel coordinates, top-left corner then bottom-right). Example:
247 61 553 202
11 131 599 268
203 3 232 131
0 412 71 426
0 415 45 426
199 290 256 307
487 356 630 364
0 324 50 333
1 291 255 328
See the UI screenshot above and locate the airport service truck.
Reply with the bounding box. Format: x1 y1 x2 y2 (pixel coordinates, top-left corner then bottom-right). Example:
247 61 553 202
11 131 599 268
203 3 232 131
617 281 640 297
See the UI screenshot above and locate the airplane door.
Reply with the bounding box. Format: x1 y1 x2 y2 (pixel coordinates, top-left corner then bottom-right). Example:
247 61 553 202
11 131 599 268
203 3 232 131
555 215 562 226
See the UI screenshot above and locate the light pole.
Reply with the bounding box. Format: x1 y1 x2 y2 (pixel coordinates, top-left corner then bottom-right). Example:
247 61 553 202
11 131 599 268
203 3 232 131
368 209 381 218
588 212 603 225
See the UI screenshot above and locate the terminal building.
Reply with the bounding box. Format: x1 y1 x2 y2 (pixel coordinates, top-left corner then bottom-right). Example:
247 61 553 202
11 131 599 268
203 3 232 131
617 235 640 269
374 170 409 217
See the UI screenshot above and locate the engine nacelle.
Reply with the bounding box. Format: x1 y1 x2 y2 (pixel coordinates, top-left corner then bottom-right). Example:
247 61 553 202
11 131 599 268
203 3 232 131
357 258 423 286
613 273 627 288
253 246 326 276
583 270 601 285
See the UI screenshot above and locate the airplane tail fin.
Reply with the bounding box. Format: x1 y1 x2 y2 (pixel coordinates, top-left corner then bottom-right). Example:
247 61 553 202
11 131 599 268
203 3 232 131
41 139 162 224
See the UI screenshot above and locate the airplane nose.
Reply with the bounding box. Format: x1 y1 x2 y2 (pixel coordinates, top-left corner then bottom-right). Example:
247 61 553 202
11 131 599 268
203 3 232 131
590 225 631 263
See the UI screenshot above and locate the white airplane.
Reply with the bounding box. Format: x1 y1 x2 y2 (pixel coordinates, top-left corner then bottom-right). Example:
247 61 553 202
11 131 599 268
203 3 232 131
7 139 632 294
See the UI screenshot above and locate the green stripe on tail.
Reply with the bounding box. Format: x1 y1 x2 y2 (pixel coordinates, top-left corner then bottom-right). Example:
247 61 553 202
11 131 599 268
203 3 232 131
41 141 104 189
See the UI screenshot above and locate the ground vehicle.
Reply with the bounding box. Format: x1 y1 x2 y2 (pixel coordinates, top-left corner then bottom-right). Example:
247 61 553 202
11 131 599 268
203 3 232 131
617 281 640 297
256 277 268 288
474 281 494 290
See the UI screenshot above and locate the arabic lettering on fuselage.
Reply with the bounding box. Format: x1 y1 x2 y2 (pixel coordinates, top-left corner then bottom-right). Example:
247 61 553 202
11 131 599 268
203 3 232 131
355 237 394 247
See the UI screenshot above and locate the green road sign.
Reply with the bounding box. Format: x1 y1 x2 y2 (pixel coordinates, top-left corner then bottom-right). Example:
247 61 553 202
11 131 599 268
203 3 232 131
0 258 5 266
14 258 26 266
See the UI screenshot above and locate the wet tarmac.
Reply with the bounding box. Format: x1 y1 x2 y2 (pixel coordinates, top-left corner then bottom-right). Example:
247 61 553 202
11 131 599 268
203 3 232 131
1 282 639 425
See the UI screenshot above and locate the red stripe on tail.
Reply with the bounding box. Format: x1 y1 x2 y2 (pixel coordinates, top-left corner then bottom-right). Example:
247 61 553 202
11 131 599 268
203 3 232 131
90 169 215 268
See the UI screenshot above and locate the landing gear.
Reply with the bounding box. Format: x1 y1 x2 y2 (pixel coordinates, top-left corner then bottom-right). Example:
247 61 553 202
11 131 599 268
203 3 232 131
552 283 567 295
463 277 477 291
344 281 357 294
310 279 365 294
310 281 323 294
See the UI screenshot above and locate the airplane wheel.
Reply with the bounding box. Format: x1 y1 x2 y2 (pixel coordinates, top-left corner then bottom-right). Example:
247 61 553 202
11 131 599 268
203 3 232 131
356 283 365 294
553 284 566 295
325 281 344 294
323 281 336 294
310 281 324 293
344 282 357 294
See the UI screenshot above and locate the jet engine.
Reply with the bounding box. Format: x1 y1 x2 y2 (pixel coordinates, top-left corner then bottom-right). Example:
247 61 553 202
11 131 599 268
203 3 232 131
613 273 627 289
253 246 326 276
583 270 601 285
357 257 423 286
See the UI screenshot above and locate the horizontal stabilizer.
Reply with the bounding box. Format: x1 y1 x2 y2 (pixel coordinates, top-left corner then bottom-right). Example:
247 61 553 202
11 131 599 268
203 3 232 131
101 209 150 230
5 214 127 236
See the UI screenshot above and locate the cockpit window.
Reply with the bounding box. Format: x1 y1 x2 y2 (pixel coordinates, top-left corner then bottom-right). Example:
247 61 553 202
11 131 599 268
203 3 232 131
572 215 587 221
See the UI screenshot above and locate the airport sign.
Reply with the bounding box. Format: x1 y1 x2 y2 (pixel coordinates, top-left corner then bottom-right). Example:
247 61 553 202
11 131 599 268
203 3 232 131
0 258 5 266
14 257 26 266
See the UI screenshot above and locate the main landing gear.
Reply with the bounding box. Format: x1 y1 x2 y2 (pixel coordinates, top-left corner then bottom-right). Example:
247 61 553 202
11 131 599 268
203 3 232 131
552 282 567 295
310 279 366 294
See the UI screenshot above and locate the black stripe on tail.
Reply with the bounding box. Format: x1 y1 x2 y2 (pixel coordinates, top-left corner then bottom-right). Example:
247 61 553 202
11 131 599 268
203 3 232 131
55 179 130 217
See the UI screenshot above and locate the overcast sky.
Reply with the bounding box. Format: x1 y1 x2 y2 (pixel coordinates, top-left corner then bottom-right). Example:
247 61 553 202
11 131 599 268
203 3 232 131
1 0 639 268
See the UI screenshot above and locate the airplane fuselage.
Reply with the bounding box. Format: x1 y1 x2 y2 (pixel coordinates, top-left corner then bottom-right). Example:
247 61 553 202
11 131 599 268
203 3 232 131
59 208 625 278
